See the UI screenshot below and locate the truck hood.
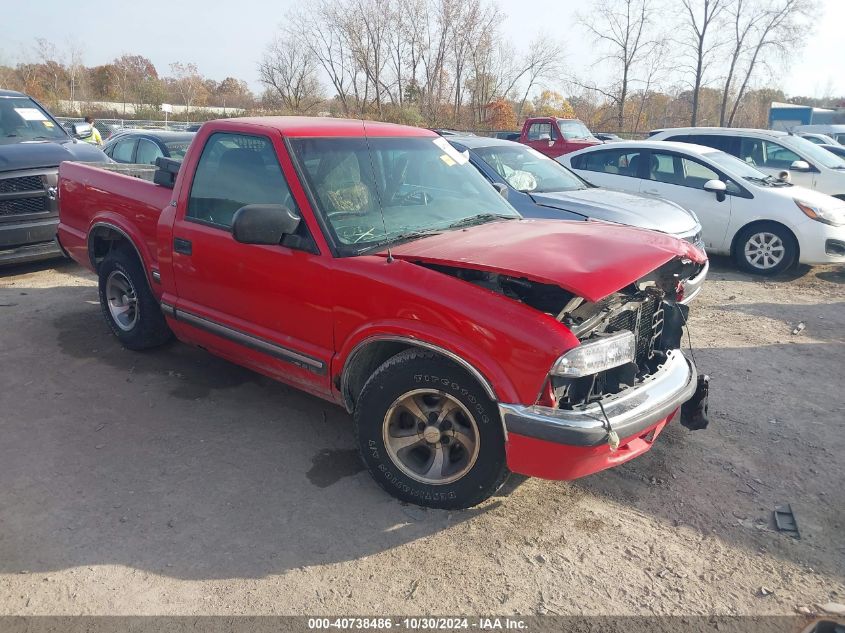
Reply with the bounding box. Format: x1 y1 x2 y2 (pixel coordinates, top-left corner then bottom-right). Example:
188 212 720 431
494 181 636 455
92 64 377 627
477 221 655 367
384 219 706 302
0 140 108 173
530 188 700 235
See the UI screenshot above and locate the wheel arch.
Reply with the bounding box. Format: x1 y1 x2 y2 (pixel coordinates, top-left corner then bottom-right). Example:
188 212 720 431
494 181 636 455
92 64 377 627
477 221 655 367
729 219 800 262
88 222 149 282
339 336 501 415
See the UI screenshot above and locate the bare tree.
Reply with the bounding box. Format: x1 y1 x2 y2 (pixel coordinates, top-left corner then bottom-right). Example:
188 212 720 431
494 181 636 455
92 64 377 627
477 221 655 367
679 0 727 125
66 39 86 107
258 36 324 113
720 0 815 126
580 0 657 130
512 34 566 118
291 1 358 116
169 62 205 120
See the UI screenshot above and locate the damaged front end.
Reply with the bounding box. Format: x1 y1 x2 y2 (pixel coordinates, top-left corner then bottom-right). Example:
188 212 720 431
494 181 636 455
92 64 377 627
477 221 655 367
421 256 710 434
550 257 701 413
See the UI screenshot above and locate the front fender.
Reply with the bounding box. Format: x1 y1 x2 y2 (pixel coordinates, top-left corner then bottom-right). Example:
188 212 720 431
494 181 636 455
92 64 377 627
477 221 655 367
334 319 525 407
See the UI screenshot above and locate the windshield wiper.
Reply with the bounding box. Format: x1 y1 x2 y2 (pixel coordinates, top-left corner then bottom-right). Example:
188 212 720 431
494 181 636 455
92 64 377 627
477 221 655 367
445 213 515 229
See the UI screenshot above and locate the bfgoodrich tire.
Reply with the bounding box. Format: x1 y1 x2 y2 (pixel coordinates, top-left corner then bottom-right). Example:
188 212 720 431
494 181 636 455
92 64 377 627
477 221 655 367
734 222 797 276
354 349 508 509
98 247 172 350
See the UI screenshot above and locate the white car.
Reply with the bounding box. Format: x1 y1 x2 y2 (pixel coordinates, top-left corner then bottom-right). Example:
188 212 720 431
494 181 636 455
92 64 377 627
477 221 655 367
800 132 839 146
560 141 845 275
647 127 845 199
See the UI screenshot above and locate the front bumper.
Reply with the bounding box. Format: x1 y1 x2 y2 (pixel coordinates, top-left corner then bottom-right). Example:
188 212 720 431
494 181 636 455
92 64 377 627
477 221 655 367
0 216 62 265
680 259 709 304
0 237 62 265
501 350 698 480
795 218 845 264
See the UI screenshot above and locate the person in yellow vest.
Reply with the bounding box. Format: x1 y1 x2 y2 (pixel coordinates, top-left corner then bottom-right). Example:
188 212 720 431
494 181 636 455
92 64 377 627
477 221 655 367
83 116 103 146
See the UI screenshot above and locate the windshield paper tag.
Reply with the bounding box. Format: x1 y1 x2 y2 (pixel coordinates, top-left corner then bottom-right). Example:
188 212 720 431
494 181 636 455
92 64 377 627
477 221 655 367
433 137 469 165
14 108 48 121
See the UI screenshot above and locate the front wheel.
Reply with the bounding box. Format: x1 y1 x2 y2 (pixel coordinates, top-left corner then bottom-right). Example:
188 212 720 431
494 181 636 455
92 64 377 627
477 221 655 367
733 222 797 275
354 349 508 509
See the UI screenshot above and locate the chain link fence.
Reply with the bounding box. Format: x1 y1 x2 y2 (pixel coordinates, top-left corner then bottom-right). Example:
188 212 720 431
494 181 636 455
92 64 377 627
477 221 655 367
56 117 198 137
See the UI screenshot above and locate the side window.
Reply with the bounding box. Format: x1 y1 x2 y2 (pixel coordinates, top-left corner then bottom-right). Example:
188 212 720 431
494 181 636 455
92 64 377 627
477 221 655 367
681 157 720 188
113 138 136 163
578 149 644 177
763 141 801 168
187 132 297 230
136 139 163 165
647 153 720 189
527 122 552 141
739 138 800 168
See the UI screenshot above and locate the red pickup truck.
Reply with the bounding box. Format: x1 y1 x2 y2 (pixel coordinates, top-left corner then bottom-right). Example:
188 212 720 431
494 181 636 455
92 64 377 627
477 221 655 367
57 117 709 509
518 117 602 158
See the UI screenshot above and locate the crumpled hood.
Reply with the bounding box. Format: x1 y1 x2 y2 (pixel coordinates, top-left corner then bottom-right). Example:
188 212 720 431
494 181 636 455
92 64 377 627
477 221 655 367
0 140 108 172
384 219 706 302
530 188 699 235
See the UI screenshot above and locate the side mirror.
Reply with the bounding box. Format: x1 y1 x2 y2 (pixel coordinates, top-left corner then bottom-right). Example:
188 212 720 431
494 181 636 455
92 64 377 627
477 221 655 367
790 160 811 172
492 182 508 199
548 139 555 147
703 179 727 202
71 122 93 139
232 204 300 245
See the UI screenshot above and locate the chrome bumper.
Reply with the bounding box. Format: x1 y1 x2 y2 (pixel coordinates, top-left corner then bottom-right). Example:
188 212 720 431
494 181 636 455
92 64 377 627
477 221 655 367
680 259 709 305
499 350 697 447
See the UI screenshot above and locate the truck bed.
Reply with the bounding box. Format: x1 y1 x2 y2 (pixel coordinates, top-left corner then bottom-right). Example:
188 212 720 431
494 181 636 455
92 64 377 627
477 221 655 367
57 161 172 275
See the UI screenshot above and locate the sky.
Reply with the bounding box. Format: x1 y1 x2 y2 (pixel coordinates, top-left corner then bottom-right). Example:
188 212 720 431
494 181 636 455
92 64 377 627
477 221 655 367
1 0 843 100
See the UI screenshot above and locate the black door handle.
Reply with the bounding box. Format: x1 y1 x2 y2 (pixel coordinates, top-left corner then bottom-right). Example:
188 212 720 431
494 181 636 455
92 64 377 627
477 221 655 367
174 237 192 255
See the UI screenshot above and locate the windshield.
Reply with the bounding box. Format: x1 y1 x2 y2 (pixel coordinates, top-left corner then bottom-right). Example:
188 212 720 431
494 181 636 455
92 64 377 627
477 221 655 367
474 144 586 193
290 136 520 252
706 150 778 183
164 140 192 160
0 96 68 145
787 135 845 169
557 119 594 141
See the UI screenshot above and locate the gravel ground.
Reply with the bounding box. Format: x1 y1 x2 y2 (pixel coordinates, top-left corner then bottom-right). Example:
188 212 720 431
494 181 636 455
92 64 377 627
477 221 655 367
0 257 843 616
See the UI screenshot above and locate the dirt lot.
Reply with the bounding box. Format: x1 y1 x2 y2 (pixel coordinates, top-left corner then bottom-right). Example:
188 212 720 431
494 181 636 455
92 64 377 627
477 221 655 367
0 257 843 616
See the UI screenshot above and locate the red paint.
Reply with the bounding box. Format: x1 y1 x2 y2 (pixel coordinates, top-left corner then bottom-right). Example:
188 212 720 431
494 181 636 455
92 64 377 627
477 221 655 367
518 117 602 158
387 219 706 303
58 116 702 482
505 412 675 480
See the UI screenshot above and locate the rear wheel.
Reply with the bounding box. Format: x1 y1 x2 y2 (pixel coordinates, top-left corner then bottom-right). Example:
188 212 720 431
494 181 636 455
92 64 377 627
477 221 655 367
354 349 508 509
733 222 797 276
98 247 172 350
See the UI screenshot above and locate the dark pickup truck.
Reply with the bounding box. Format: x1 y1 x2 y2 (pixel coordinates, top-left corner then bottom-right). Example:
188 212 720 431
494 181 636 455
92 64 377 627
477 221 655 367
0 89 108 264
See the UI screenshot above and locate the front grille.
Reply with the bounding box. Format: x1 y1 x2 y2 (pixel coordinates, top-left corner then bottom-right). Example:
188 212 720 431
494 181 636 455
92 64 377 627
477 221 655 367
0 196 49 216
606 296 664 367
0 175 44 194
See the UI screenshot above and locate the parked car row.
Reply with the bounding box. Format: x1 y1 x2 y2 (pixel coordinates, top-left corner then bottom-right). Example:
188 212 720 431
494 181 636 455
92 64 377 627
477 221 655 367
561 139 845 275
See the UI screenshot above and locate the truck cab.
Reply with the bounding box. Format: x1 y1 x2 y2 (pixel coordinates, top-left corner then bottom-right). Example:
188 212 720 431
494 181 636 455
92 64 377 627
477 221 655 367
518 117 601 159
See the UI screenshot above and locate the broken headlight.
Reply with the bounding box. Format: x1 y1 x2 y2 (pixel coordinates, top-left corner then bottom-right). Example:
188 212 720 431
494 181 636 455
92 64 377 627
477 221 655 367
550 331 636 378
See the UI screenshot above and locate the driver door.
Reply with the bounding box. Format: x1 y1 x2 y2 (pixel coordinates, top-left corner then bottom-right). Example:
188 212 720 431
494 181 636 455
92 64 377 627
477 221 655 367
639 150 733 251
169 130 334 395
523 119 557 156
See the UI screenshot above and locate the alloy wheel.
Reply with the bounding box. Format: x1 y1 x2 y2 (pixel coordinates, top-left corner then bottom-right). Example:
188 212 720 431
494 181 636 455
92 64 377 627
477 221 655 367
382 389 480 485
